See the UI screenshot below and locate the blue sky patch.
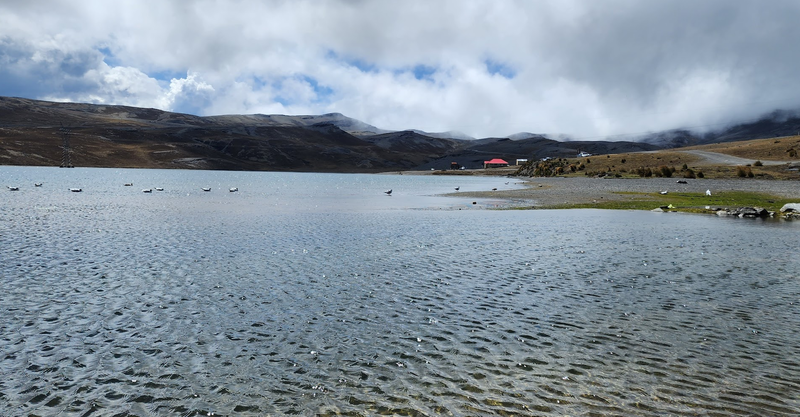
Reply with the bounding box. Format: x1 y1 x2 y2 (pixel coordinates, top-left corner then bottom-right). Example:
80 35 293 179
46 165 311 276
412 65 437 81
484 59 515 79
273 74 334 106
150 69 188 84
325 50 377 73
97 47 121 67
301 75 333 102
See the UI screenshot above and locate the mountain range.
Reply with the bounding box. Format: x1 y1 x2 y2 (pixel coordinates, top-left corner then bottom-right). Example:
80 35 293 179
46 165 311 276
1 96 799 172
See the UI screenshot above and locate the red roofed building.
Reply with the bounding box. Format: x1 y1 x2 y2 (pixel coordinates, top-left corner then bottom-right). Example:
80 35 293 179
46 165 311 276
484 158 509 168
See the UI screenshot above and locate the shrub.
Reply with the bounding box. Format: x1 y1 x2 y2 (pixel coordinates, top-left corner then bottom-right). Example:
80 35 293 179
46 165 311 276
659 165 673 178
697 171 705 178
788 148 798 158
621 158 626 164
736 166 753 178
754 160 763 166
682 163 688 170
683 168 696 179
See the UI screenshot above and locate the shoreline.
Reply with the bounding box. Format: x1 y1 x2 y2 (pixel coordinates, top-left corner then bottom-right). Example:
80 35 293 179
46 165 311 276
447 176 799 210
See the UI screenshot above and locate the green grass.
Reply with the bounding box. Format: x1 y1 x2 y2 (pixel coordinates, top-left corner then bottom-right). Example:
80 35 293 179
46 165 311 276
547 191 793 212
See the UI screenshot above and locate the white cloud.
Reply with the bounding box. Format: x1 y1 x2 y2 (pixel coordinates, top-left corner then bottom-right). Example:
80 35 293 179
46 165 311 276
160 72 216 115
3 0 800 138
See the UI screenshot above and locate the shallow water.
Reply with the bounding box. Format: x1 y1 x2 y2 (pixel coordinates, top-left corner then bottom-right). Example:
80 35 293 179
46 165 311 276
1 167 799 416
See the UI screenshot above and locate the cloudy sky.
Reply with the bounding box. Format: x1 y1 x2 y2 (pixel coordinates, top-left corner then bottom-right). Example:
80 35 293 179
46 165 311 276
2 0 800 139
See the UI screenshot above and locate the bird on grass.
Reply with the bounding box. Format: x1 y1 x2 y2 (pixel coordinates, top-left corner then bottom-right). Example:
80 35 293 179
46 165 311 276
706 189 712 196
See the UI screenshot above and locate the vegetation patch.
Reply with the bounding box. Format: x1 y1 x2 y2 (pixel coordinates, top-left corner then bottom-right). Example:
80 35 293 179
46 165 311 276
545 191 793 212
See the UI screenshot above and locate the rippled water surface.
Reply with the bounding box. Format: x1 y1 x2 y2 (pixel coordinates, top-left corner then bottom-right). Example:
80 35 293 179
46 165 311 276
2 167 799 416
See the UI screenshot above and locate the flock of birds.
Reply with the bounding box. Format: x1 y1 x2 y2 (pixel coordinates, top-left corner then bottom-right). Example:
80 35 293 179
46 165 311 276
7 184 498 196
9 181 711 199
6 182 240 193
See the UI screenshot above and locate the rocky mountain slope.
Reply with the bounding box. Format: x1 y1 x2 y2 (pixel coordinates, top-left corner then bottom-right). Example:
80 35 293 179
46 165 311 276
2 96 795 172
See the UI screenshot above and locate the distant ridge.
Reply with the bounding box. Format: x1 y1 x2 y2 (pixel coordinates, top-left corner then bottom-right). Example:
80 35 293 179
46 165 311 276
410 129 474 141
2 96 799 172
203 112 390 137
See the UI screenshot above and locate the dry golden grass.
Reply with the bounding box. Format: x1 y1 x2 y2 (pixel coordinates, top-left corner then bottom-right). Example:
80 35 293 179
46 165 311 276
566 151 701 175
541 136 800 180
683 135 800 161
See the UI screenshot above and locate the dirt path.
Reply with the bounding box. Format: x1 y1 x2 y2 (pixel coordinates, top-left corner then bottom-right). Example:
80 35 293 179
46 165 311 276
680 150 789 166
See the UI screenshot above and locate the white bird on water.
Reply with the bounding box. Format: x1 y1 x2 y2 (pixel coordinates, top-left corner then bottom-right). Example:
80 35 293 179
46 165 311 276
385 189 392 195
202 187 211 192
454 186 460 191
142 188 152 193
230 187 238 192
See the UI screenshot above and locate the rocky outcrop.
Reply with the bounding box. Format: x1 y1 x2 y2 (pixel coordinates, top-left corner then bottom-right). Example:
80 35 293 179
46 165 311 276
714 207 771 218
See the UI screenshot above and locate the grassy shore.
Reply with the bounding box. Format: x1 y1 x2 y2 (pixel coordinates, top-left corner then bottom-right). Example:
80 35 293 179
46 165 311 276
453 177 798 212
433 136 799 213
545 190 795 212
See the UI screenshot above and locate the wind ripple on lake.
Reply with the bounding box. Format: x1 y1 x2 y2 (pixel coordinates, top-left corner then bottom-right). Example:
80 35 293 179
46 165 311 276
2 202 799 416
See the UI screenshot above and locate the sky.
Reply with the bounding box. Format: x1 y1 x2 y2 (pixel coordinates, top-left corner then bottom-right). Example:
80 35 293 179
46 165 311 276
2 0 800 139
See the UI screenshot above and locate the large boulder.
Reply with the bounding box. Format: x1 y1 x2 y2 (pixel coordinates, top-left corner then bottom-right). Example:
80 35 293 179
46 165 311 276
780 203 800 213
738 207 769 218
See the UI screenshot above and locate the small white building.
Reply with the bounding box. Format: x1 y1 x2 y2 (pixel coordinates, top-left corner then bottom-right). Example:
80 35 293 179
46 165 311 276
516 159 528 165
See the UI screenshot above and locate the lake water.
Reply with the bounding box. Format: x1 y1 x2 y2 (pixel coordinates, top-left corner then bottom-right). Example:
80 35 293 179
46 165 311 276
1 166 799 416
